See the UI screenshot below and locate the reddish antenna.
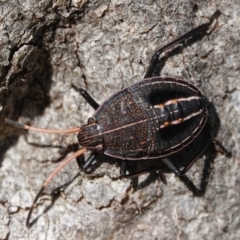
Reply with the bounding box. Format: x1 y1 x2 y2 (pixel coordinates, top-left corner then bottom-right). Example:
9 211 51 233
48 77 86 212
5 118 87 227
26 147 87 227
5 118 81 134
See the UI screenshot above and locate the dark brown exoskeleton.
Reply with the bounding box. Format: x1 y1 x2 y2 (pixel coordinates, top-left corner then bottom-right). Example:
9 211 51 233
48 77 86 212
5 10 229 227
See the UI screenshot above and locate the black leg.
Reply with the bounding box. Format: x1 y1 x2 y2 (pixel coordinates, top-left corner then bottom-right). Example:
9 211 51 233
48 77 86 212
82 151 99 172
163 139 213 176
144 10 221 78
212 139 231 157
162 135 231 176
120 160 127 176
78 88 99 110
72 84 99 110
120 160 157 179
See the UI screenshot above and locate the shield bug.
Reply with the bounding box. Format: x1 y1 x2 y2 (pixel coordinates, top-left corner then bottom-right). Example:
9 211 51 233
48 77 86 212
5 10 228 227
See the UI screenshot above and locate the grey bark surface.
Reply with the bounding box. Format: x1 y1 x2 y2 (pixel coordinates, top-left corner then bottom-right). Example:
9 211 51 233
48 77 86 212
0 1 239 239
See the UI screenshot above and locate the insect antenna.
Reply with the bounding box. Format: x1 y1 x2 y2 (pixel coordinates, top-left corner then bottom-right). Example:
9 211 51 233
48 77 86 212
5 118 81 134
26 147 88 228
5 118 86 227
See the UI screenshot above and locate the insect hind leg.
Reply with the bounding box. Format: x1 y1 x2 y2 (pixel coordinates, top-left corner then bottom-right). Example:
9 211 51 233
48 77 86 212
163 137 230 176
144 10 221 78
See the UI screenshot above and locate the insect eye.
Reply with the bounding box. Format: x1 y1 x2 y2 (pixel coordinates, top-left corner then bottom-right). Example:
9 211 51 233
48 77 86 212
88 117 97 124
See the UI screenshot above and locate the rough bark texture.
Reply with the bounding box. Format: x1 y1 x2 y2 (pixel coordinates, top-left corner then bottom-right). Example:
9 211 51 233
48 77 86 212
0 1 239 239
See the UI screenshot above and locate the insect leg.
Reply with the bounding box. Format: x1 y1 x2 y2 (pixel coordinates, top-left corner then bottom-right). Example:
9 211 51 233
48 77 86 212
120 160 127 176
72 84 99 109
144 10 221 78
78 88 99 110
212 139 231 157
26 148 87 228
81 151 99 171
120 160 156 178
163 139 214 176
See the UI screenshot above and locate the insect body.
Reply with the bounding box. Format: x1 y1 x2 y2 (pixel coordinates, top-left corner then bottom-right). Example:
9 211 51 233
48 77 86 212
5 10 227 227
79 77 207 160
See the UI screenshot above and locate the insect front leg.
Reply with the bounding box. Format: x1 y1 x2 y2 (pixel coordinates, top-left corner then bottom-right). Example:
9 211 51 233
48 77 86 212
144 10 221 78
72 84 99 109
81 151 99 172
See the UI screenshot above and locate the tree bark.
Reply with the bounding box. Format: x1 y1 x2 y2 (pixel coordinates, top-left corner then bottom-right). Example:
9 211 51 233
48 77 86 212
0 1 239 239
